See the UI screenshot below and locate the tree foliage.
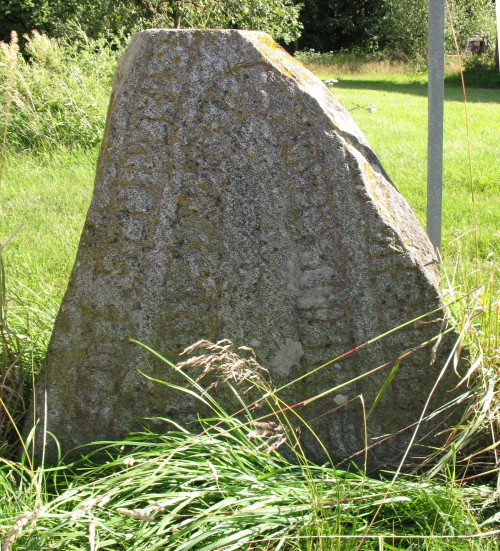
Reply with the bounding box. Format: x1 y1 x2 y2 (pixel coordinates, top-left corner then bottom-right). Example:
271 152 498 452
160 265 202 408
381 0 428 58
0 0 52 43
299 0 497 57
445 0 496 52
1 0 496 57
0 0 302 45
380 0 496 58
299 0 386 53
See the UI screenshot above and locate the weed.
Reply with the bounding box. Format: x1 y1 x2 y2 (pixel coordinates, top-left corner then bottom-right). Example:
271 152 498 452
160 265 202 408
0 30 19 186
426 257 499 486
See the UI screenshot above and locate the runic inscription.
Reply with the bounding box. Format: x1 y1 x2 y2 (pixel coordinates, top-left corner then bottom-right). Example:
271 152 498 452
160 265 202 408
28 30 461 468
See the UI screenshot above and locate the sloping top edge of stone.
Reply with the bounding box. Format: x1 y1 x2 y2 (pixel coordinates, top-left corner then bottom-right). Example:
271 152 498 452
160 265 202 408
128 29 377 165
123 29 439 286
243 30 440 284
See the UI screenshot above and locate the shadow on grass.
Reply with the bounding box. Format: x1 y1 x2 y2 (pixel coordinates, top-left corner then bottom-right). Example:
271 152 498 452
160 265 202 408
332 77 499 102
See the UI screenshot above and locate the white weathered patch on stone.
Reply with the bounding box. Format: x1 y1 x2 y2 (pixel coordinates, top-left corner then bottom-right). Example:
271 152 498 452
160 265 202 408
271 339 305 377
333 394 348 406
28 30 461 469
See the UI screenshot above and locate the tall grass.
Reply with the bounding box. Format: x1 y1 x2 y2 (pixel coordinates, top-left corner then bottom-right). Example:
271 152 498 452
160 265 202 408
429 257 499 483
1 341 498 550
0 30 19 185
294 49 424 75
0 30 125 153
0 237 55 457
296 49 500 89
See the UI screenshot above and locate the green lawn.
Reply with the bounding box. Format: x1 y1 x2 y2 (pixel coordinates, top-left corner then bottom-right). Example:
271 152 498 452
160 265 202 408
1 151 95 303
329 76 499 265
1 70 498 307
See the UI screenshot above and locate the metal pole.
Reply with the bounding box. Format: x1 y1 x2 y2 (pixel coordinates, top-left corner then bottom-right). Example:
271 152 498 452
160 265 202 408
427 0 445 254
496 0 500 72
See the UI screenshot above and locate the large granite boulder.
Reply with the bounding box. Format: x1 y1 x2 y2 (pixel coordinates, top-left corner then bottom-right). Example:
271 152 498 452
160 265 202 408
28 30 460 468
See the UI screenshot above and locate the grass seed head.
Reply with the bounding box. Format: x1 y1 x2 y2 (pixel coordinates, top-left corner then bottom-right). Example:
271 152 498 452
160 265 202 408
248 420 287 453
8 31 19 68
178 339 271 394
3 509 41 551
116 507 155 522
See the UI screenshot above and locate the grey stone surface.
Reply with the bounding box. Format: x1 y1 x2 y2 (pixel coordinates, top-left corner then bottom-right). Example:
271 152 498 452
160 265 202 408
28 30 461 468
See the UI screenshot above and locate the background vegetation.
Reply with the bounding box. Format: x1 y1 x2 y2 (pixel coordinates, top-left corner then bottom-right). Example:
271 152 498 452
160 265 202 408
298 0 496 59
1 0 497 59
0 0 303 45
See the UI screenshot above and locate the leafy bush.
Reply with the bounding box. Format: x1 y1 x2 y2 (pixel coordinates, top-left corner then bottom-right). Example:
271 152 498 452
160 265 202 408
445 0 497 54
298 0 497 59
298 1 386 54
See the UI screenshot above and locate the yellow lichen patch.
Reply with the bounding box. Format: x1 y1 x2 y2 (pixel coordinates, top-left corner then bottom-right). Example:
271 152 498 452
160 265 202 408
176 195 190 206
249 33 317 89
